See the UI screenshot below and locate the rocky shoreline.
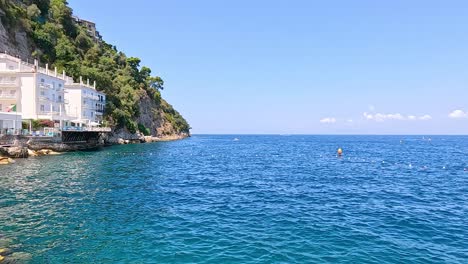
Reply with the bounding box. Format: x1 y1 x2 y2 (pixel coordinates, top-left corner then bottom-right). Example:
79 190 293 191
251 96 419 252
0 132 189 165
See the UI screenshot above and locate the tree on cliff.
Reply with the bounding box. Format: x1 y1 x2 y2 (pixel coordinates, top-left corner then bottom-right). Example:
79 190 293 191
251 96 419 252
0 0 190 135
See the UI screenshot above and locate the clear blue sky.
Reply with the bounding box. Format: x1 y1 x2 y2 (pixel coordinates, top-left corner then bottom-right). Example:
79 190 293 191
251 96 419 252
68 0 468 134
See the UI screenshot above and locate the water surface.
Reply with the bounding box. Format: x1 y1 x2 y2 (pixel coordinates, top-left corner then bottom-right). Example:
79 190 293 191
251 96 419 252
0 135 467 263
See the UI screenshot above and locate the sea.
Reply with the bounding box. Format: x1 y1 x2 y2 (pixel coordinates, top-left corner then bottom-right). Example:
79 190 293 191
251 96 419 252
0 135 467 263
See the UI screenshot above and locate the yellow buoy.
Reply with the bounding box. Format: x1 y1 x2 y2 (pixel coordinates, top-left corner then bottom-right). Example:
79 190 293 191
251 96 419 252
337 148 343 156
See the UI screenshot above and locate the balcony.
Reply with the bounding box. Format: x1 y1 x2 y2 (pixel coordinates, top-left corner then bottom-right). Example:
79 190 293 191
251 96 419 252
0 80 19 87
39 83 53 89
38 110 60 115
83 94 100 100
0 94 17 99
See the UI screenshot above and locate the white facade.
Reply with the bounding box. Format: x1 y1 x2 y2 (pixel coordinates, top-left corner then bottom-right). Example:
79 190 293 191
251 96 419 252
0 53 106 131
64 79 106 126
0 112 22 134
0 54 74 123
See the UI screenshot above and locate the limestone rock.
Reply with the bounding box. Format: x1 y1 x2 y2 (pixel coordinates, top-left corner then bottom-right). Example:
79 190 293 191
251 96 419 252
0 147 28 158
27 149 38 157
0 248 12 256
0 157 10 165
36 149 61 156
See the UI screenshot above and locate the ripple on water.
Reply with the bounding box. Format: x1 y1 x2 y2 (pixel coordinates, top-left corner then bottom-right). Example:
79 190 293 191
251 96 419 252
0 135 467 263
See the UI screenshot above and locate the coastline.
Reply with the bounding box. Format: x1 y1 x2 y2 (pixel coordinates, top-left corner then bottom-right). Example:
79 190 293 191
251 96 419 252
0 132 189 165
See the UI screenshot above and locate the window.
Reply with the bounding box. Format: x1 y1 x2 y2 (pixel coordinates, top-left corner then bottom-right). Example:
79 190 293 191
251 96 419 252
40 90 45 96
10 90 15 95
40 105 45 112
9 77 16 81
0 104 2 110
8 65 14 70
59 84 62 88
41 78 45 83
91 112 94 117
58 95 62 102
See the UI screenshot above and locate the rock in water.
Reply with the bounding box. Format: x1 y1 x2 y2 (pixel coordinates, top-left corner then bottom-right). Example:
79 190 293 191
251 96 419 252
0 147 28 158
0 238 13 248
10 252 32 261
27 149 38 157
0 248 12 256
0 157 10 165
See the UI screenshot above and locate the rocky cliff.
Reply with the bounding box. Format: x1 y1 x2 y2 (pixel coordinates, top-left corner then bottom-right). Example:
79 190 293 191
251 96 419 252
0 0 190 140
0 9 30 59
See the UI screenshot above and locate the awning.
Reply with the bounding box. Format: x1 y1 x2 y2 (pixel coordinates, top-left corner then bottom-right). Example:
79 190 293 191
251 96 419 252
71 119 87 124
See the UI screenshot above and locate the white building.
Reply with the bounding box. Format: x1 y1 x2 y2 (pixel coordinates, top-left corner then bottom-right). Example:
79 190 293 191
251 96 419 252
0 112 22 134
0 53 107 134
0 53 74 128
64 77 106 126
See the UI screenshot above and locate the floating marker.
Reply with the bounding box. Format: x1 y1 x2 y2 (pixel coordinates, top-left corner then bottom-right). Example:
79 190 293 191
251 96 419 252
337 148 343 156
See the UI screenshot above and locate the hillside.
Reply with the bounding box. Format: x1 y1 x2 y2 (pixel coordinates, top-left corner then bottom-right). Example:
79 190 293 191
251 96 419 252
0 0 190 138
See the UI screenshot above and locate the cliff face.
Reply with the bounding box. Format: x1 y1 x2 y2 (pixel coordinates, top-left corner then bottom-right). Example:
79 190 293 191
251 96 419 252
0 1 190 140
0 9 31 59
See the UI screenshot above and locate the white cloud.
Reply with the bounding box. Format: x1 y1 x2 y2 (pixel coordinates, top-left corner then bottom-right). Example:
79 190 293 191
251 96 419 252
363 112 432 122
419 114 432 121
347 119 353 123
320 117 336 124
448 110 468 119
363 112 404 122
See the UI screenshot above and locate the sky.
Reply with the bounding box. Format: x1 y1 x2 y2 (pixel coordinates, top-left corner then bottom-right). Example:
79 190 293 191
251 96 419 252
68 0 468 134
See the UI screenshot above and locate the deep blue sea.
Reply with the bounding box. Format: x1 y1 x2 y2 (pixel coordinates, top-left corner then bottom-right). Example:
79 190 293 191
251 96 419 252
1 135 467 263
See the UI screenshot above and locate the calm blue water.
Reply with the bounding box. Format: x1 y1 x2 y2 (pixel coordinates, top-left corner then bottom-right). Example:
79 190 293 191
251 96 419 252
0 135 467 263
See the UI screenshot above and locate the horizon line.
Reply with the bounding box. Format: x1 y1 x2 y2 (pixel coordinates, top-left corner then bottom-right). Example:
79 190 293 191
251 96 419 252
189 133 468 136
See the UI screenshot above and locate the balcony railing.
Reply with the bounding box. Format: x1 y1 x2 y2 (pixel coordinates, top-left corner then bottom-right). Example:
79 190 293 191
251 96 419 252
83 94 100 100
0 94 17 99
62 126 111 132
39 83 53 89
0 80 18 86
38 111 60 115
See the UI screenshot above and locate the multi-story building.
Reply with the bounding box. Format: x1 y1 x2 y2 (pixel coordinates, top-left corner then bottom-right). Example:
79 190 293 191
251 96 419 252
0 53 74 128
0 53 107 134
64 77 106 126
72 16 103 42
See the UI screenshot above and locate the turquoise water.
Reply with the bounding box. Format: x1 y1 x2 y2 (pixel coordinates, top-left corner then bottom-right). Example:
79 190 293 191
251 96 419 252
0 135 467 263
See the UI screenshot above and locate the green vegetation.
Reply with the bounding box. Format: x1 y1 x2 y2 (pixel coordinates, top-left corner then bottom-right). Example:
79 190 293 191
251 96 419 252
137 123 151 136
22 119 54 130
0 0 190 135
